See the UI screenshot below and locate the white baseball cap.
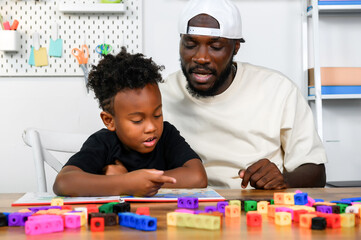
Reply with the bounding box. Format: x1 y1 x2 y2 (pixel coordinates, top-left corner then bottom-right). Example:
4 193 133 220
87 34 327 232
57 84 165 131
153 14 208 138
178 0 245 42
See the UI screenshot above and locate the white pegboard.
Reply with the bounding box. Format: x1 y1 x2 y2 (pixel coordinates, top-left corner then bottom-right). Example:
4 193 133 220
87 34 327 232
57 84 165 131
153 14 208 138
0 0 142 76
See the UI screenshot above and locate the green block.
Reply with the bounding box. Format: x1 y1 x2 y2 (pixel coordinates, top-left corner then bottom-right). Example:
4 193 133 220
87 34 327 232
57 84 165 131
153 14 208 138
244 200 257 212
98 202 118 213
337 203 349 214
270 199 274 205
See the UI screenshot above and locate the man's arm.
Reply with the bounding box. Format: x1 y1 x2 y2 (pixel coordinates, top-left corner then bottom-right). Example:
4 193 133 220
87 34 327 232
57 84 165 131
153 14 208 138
283 163 326 188
239 159 326 189
53 165 176 197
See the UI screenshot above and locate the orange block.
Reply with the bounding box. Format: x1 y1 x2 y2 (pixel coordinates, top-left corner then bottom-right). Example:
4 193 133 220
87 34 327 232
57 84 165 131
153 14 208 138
225 205 240 218
268 205 286 218
274 193 285 205
300 214 317 228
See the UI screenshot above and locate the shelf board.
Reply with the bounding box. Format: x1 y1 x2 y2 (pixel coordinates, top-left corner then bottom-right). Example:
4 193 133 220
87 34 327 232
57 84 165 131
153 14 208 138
308 94 361 100
58 3 125 13
308 4 361 15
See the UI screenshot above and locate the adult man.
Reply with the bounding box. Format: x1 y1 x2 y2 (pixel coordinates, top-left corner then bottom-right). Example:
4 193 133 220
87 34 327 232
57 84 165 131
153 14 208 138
160 0 327 189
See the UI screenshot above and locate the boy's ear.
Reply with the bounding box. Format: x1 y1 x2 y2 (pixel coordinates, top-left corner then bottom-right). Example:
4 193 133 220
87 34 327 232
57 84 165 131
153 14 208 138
100 111 116 131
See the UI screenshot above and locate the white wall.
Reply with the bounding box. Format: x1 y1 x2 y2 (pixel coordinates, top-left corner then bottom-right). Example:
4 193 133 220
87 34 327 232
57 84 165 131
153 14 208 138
1 0 360 193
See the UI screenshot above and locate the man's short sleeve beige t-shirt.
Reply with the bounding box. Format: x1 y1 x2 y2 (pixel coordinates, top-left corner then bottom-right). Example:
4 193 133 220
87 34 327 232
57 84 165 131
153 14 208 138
160 62 327 189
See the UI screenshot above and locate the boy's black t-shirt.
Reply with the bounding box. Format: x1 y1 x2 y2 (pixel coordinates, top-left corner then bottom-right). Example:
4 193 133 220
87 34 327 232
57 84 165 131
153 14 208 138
64 121 200 174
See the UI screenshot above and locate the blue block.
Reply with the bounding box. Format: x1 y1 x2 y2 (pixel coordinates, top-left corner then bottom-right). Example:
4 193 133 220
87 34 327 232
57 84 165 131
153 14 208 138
318 1 361 5
330 200 352 205
118 212 137 228
341 197 361 202
314 199 324 203
294 193 308 205
135 215 157 231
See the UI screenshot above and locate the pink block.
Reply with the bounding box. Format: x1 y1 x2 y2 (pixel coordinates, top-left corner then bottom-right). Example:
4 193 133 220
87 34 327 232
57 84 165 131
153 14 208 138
28 215 60 221
175 208 195 214
64 214 81 229
275 207 294 220
25 215 64 235
305 197 315 207
295 190 303 194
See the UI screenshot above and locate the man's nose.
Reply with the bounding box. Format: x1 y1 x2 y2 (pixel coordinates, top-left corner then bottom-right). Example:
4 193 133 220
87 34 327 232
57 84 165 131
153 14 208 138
192 45 210 65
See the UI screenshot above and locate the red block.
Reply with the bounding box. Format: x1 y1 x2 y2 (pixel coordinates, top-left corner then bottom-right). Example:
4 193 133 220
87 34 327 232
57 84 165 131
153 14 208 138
246 212 262 227
294 210 308 223
61 205 73 210
86 204 99 213
136 207 150 216
90 217 104 232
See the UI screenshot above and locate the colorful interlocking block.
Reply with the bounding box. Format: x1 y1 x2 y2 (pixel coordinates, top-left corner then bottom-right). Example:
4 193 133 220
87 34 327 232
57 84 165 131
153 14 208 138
177 197 198 209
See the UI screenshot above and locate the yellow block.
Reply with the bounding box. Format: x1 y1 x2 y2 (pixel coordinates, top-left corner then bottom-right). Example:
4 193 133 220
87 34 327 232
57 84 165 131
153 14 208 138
257 201 269 214
340 213 355 228
51 198 64 206
284 193 295 205
275 212 292 226
229 200 241 209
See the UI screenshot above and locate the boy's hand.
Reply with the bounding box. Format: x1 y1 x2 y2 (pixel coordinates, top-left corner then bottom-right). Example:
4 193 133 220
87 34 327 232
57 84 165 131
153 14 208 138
125 169 176 197
238 159 287 190
103 160 128 175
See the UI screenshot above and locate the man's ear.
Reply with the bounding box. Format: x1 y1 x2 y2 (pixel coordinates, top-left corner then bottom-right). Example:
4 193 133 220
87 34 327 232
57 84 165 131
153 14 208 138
100 111 116 131
233 40 241 55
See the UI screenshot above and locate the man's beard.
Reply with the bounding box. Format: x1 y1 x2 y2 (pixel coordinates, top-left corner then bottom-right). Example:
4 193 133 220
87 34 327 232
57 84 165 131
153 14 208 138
181 58 234 98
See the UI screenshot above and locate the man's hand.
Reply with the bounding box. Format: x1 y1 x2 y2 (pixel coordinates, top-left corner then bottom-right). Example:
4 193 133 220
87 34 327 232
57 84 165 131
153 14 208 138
103 160 128 176
238 159 286 190
124 169 177 197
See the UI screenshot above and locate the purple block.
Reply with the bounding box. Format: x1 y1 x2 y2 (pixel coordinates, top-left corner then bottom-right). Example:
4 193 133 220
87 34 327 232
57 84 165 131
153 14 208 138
194 210 205 214
204 206 217 213
48 206 62 210
316 205 332 214
177 197 198 209
8 212 33 226
28 206 52 212
217 201 229 213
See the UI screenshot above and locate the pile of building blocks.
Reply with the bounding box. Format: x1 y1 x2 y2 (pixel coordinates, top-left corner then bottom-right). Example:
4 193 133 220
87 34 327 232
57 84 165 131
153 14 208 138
0 198 157 235
1 191 361 235
166 191 361 230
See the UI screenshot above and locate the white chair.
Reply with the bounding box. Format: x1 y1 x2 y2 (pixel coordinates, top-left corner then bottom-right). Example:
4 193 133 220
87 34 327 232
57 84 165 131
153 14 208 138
22 128 90 192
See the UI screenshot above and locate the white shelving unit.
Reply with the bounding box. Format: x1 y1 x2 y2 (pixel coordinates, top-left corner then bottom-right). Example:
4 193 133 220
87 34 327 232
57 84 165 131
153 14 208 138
59 3 125 13
303 0 361 140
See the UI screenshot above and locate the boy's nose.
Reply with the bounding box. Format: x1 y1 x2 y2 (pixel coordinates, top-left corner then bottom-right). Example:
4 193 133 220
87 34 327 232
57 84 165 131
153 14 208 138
144 120 157 133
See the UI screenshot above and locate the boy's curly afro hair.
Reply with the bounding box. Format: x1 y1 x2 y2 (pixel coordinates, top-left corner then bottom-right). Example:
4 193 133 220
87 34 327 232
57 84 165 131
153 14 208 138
88 47 164 115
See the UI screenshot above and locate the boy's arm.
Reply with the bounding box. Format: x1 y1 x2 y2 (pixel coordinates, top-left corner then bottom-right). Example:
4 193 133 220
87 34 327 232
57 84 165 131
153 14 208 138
162 158 207 188
53 165 176 197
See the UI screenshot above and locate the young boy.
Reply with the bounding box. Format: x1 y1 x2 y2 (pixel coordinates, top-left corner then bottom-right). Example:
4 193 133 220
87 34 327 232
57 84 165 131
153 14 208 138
53 48 207 197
